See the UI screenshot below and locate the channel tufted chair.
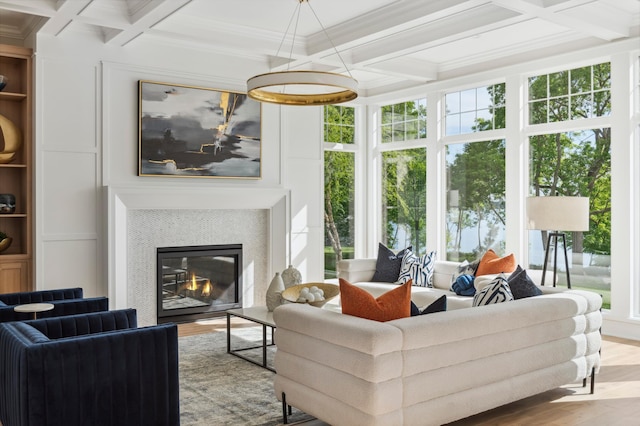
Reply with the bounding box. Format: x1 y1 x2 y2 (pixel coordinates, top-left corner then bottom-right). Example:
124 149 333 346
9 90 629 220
0 309 180 426
0 288 109 322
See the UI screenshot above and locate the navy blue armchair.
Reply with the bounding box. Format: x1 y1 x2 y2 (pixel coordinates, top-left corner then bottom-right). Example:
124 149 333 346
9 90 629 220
0 288 108 322
0 309 180 426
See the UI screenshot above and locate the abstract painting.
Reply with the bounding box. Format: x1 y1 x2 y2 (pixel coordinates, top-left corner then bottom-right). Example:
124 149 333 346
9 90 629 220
138 80 261 178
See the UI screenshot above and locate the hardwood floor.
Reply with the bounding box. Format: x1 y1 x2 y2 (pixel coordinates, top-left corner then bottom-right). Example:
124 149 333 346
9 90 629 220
178 319 640 425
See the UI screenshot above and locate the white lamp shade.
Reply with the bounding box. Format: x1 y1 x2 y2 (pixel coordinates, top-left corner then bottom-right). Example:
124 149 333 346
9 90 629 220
526 196 590 231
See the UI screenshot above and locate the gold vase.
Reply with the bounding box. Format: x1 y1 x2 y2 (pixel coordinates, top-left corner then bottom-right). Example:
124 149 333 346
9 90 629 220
0 113 22 164
0 237 12 253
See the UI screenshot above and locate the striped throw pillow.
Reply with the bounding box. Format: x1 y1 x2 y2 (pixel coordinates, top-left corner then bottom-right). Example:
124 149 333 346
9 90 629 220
472 274 514 306
397 250 437 287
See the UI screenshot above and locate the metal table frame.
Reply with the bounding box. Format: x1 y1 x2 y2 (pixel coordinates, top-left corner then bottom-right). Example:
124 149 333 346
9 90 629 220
226 307 276 372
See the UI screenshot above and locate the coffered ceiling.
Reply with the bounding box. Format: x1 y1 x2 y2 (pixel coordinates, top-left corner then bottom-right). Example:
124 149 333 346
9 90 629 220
0 0 638 96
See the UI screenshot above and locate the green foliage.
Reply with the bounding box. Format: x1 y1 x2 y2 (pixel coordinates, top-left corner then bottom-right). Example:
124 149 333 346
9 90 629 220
0 231 7 240
324 150 355 273
324 105 355 144
382 148 427 254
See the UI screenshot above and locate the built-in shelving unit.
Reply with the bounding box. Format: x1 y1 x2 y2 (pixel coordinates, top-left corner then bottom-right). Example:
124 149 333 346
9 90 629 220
0 44 33 293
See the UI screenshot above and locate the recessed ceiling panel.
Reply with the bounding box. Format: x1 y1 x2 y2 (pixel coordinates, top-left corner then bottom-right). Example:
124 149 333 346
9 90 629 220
409 18 570 65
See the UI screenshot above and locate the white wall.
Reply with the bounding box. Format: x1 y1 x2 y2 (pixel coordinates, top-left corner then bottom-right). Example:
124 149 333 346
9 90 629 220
34 34 323 299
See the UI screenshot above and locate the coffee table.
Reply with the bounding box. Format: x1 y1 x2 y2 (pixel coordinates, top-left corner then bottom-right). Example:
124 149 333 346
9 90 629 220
226 306 276 372
14 302 54 319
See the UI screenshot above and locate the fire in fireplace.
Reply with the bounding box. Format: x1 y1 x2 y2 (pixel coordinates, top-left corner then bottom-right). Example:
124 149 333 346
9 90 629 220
157 244 242 323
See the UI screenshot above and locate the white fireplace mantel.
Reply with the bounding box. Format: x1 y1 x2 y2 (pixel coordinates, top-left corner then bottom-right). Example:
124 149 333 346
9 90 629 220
106 185 290 312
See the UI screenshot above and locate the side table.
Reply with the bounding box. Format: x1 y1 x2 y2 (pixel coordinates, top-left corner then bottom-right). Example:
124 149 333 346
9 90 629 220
14 303 54 319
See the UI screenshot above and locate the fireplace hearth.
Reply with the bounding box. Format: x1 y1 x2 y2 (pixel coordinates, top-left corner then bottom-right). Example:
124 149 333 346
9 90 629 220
157 244 242 323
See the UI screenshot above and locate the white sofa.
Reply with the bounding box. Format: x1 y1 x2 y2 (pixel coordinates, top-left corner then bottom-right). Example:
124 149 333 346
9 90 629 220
273 259 602 426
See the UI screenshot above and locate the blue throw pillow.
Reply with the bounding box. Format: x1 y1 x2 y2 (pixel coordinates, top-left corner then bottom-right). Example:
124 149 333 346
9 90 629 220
452 274 476 296
410 295 447 316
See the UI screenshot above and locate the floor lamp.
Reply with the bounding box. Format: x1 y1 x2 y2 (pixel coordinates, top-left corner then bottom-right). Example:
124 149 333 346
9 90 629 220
526 196 590 288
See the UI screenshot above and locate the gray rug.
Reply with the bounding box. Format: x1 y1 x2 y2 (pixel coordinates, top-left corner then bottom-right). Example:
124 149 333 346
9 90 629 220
179 327 313 426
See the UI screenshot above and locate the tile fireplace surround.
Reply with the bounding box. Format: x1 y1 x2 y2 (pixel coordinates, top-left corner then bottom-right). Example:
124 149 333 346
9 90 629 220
107 186 289 326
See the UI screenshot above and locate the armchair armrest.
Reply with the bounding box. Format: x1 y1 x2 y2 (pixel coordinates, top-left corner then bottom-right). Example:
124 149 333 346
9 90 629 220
26 308 137 339
0 288 84 305
0 297 109 323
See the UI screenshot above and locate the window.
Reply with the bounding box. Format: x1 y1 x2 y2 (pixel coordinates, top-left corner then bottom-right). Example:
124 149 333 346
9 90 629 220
381 99 427 143
529 129 611 308
445 83 505 136
528 63 611 124
381 148 427 255
325 105 355 144
324 105 356 278
446 140 506 261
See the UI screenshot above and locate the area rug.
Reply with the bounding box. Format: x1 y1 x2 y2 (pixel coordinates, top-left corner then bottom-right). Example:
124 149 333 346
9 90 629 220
179 327 313 426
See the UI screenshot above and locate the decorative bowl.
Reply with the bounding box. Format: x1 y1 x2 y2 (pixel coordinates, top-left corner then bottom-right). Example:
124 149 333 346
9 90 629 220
0 237 12 253
281 283 340 308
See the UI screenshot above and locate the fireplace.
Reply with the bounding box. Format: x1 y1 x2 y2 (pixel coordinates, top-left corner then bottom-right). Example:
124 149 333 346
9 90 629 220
157 244 242 323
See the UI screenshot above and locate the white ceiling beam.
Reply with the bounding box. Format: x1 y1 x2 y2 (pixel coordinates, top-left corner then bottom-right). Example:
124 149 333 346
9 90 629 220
0 0 56 17
37 0 94 36
348 6 522 66
362 57 439 82
491 0 630 40
105 0 192 45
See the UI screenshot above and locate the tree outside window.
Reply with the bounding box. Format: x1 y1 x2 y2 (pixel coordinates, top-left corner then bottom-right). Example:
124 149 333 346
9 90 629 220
381 148 427 255
446 140 506 261
324 105 356 278
528 63 611 308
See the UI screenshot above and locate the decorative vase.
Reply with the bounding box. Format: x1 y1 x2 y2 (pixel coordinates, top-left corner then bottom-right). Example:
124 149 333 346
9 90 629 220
0 75 6 91
266 272 285 312
281 264 302 289
0 113 22 164
0 194 16 214
0 237 12 253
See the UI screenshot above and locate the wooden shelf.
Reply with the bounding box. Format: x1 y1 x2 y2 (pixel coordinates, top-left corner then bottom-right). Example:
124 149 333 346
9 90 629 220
0 44 33 292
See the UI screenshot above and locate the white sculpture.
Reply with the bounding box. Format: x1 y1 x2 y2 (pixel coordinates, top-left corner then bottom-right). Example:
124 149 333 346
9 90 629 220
266 272 285 312
281 264 302 289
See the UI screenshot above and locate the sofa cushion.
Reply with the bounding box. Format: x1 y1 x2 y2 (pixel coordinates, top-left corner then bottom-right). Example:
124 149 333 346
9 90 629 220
507 265 543 299
371 243 412 283
410 295 447 316
472 275 514 306
475 249 516 276
397 250 436 287
340 278 412 322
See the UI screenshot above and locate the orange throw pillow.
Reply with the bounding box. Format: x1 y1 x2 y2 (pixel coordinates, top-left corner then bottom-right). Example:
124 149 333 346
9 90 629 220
339 278 412 322
475 249 517 276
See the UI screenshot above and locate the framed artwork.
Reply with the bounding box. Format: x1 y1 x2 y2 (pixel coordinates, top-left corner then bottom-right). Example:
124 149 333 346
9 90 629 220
138 80 261 178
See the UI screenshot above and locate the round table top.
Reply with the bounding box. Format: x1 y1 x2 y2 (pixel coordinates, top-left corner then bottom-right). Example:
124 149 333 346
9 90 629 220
14 302 55 313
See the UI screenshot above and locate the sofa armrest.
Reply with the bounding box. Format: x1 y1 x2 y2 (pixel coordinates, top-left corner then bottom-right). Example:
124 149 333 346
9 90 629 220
337 258 377 283
0 287 84 305
27 308 137 339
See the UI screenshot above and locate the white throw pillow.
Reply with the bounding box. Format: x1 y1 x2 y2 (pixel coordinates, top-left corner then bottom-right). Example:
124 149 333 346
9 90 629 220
474 274 499 292
473 274 514 306
396 250 437 287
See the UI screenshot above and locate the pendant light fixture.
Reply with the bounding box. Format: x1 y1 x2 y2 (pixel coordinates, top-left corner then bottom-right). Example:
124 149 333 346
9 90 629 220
247 0 358 106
